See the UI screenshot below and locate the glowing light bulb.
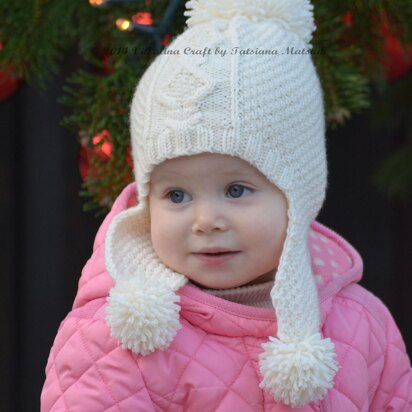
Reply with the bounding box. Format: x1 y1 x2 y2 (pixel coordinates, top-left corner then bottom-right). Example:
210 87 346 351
89 0 105 6
116 18 131 31
132 12 153 25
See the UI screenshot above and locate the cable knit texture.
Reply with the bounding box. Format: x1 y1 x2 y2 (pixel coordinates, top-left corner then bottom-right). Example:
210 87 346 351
41 184 412 411
103 0 337 406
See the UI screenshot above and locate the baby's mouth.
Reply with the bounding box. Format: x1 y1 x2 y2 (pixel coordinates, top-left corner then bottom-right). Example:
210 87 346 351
192 249 240 265
193 250 240 258
195 248 239 255
195 251 239 257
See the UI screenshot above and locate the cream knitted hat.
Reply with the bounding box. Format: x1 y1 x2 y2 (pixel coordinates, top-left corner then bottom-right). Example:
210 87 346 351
105 0 339 407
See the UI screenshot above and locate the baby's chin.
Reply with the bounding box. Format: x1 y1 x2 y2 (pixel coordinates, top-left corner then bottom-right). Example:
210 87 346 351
186 276 267 290
188 278 239 290
161 260 276 289
185 268 277 290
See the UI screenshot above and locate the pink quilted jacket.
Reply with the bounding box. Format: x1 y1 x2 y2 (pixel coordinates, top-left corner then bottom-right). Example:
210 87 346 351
41 183 412 411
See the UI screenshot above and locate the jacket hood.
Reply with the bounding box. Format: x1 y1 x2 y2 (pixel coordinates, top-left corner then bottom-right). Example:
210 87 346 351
73 183 363 336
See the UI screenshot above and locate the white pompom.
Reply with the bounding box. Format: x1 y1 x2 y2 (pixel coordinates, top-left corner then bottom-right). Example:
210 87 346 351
184 0 315 44
258 333 340 407
106 275 181 356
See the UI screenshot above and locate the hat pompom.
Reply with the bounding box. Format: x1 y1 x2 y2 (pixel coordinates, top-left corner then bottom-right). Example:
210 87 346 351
259 333 340 407
184 0 315 44
106 275 181 356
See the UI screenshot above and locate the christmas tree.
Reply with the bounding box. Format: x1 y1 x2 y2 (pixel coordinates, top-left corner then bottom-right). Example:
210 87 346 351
1 0 411 214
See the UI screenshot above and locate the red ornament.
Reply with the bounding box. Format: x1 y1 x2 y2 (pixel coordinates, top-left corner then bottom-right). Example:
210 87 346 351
0 42 22 102
0 69 21 102
341 12 412 80
92 129 113 158
383 33 412 81
79 130 133 185
342 11 353 27
162 33 172 46
379 15 412 80
100 53 115 75
132 11 153 25
79 130 113 180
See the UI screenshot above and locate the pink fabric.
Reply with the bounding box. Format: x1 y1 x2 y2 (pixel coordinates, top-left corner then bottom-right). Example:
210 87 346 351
41 183 412 411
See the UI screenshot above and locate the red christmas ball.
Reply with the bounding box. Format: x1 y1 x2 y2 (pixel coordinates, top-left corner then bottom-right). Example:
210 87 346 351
0 69 21 102
79 131 133 184
384 34 412 80
341 13 412 81
162 33 172 46
132 11 153 25
0 42 22 102
79 130 113 180
100 53 115 75
380 17 412 80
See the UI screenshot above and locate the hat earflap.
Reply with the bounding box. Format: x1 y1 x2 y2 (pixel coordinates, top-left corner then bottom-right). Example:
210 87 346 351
106 273 182 356
259 333 339 408
258 200 340 408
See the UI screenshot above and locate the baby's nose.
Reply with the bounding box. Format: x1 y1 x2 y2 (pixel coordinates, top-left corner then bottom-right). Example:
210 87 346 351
192 202 228 233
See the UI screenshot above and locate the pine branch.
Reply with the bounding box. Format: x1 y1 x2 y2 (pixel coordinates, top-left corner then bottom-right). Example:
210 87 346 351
1 0 411 212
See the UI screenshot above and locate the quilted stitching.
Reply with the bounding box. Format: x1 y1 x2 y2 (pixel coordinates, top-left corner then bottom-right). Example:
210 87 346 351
76 319 121 408
169 344 254 410
49 358 70 412
41 183 412 411
369 308 412 410
166 334 208 410
43 315 155 412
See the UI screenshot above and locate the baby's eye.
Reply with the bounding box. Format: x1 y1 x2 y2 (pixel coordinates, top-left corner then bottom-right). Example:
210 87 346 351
227 184 253 198
167 190 192 204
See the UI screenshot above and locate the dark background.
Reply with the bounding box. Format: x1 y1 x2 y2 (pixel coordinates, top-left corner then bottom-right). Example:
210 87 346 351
1 54 411 411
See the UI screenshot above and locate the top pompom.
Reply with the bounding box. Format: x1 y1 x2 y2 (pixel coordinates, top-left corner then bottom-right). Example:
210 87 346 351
184 0 315 44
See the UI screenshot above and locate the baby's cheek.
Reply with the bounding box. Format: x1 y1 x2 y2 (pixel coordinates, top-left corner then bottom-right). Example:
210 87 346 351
151 219 182 257
150 216 168 253
259 221 286 261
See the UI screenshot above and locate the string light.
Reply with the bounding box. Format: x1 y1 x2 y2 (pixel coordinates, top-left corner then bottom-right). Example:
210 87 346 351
89 0 105 6
92 130 113 158
116 18 132 31
90 0 180 54
89 0 145 6
132 11 153 25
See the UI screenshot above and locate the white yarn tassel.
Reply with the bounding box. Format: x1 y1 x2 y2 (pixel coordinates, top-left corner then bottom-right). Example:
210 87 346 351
106 274 181 356
184 0 315 44
259 333 340 408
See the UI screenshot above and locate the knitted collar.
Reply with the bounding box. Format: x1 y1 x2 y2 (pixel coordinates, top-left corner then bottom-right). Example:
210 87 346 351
197 280 273 308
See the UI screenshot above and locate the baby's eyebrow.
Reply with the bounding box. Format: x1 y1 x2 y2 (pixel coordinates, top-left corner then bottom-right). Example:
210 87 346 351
151 171 185 183
153 169 250 182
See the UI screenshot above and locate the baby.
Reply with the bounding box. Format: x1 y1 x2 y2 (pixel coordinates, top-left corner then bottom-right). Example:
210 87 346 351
149 153 288 290
41 0 412 410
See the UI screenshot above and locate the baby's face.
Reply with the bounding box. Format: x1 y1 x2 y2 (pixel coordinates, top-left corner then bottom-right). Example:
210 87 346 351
148 153 288 289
